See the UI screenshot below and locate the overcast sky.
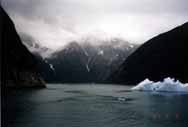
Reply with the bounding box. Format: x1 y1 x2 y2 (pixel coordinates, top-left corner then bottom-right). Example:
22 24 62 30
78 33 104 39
1 0 188 50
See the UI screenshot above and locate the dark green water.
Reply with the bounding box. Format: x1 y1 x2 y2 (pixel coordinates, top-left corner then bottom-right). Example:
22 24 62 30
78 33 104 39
3 84 188 127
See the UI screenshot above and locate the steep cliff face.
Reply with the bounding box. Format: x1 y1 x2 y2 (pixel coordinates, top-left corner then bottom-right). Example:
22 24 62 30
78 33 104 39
110 22 188 85
1 6 45 87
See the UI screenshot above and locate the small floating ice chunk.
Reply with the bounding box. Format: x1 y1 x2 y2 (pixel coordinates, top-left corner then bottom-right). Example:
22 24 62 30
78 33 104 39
117 97 126 101
131 77 188 93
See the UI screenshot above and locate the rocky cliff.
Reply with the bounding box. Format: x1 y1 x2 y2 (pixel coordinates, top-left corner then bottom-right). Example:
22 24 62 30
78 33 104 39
1 6 45 87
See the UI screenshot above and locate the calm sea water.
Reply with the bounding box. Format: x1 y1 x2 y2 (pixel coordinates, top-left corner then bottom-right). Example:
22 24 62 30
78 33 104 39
3 84 188 127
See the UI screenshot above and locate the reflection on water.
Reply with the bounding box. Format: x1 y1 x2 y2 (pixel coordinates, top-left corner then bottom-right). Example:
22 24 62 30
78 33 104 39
3 84 188 127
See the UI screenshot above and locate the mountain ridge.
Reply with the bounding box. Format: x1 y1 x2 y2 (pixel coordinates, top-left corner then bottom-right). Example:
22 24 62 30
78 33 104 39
37 41 138 83
109 22 188 85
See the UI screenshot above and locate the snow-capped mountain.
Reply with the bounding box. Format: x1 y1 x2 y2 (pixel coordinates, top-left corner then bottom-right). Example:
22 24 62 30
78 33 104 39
38 38 139 83
19 32 139 83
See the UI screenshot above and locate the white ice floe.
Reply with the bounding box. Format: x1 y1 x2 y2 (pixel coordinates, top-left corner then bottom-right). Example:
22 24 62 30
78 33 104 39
131 77 188 93
117 97 127 101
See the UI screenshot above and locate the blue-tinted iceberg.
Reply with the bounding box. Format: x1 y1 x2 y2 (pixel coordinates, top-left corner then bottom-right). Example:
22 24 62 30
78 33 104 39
131 78 188 92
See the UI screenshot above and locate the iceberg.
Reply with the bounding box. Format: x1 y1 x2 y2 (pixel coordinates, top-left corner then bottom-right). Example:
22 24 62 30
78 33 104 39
131 77 188 93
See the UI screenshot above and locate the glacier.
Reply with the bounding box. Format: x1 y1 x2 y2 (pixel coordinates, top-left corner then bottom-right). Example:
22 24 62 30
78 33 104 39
131 77 188 93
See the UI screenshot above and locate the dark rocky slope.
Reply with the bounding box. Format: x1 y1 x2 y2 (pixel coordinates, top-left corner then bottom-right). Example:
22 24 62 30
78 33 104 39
1 6 45 87
110 22 188 85
37 40 138 83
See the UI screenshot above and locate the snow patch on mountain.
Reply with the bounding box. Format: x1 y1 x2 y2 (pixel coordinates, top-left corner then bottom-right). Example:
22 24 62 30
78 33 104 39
98 50 104 55
49 64 55 71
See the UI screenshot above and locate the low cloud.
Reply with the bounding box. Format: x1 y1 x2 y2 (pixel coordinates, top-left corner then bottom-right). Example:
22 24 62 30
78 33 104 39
2 0 188 50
